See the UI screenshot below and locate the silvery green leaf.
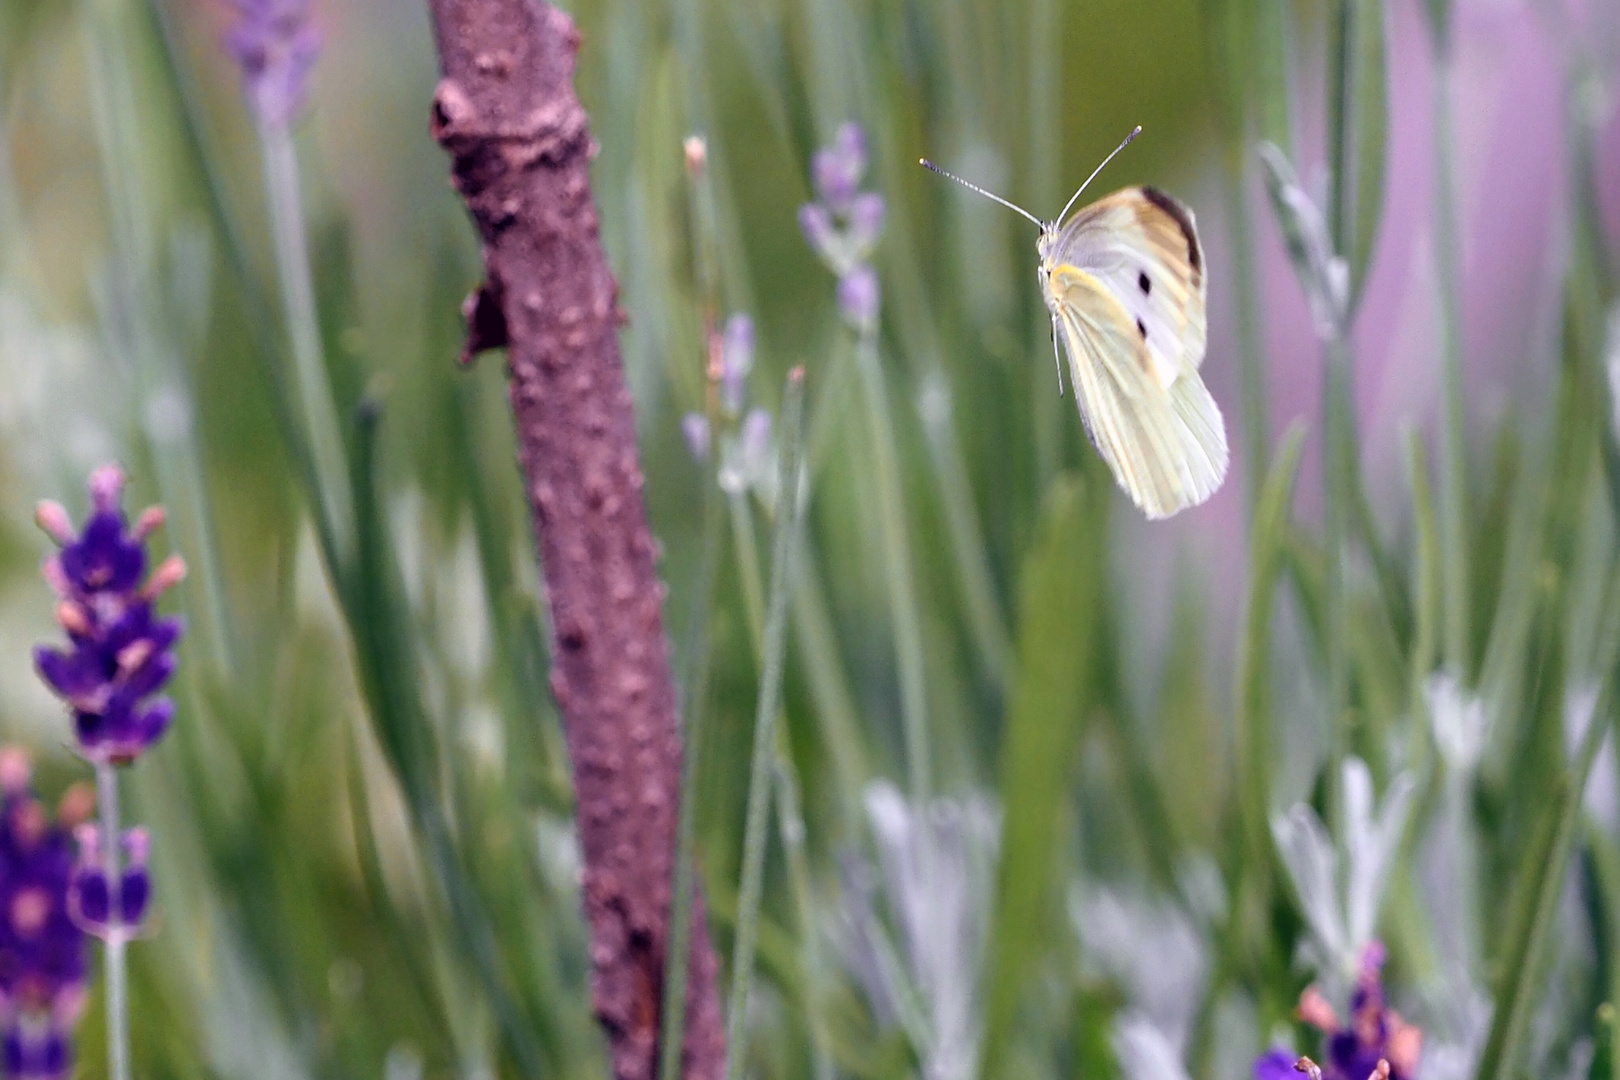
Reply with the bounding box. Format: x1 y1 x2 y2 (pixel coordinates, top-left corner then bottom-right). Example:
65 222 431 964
1272 803 1348 969
1343 758 1415 956
1113 1012 1195 1080
849 781 1000 1080
1073 886 1208 1053
1258 142 1350 339
1428 673 1488 773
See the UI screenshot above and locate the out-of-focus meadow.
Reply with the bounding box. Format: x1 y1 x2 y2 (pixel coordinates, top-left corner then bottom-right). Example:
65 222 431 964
2 0 1620 1076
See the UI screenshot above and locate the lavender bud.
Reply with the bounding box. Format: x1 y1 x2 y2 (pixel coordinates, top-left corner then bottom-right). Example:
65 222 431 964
799 203 836 261
847 192 887 255
837 265 881 331
720 314 756 415
225 0 322 128
682 414 712 463
741 408 773 469
812 123 868 210
120 829 151 929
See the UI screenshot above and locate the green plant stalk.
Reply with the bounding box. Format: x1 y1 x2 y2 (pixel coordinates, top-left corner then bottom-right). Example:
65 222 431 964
855 331 932 802
1327 0 1355 255
1474 669 1617 1080
790 544 871 830
1028 0 1062 495
724 370 808 1080
917 382 1014 692
1226 150 1272 513
656 471 726 1080
1323 333 1356 821
95 762 131 1080
1430 42 1472 680
258 120 356 569
1236 424 1307 879
137 0 334 574
982 474 1098 1080
724 455 834 1080
74 3 237 680
1405 429 1441 757
351 403 546 1078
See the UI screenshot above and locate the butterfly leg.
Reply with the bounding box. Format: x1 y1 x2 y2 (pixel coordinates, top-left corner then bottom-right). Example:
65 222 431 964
1051 314 1065 397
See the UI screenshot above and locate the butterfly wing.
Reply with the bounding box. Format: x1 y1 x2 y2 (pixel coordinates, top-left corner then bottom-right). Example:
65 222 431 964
1051 186 1208 382
1050 262 1227 518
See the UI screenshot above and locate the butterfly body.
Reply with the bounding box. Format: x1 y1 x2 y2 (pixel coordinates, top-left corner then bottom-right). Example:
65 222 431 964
1036 186 1227 519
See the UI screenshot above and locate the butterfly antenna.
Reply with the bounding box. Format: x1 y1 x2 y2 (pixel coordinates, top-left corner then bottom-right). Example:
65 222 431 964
919 158 1044 229
1054 124 1143 226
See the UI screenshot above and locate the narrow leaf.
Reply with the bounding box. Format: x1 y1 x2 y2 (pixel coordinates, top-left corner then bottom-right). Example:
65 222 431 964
982 473 1103 1080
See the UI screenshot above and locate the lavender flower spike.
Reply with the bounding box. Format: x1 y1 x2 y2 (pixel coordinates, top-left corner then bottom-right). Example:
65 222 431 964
224 0 321 127
0 749 91 1080
33 465 186 766
1252 944 1421 1080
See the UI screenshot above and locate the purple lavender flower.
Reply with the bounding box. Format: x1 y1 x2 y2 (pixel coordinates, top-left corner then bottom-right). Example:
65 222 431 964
1254 1050 1304 1080
67 827 150 938
720 314 756 417
799 204 836 259
801 122 887 333
224 0 321 128
682 413 712 462
33 465 186 766
812 123 868 212
1254 944 1421 1080
0 750 90 1080
837 266 881 331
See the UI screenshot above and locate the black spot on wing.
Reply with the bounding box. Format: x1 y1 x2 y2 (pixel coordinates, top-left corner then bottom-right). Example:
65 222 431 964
1140 186 1202 274
1138 271 1152 295
1136 318 1147 339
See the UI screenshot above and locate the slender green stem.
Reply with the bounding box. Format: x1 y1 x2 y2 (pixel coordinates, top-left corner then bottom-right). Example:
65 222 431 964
657 475 726 1080
724 370 808 1080
1236 425 1307 874
257 120 355 568
916 377 1013 693
1322 333 1355 822
1225 154 1272 513
790 545 870 831
726 469 834 1080
855 332 931 802
95 763 130 1080
1430 42 1471 680
1327 0 1355 255
1028 0 1062 496
1475 667 1617 1080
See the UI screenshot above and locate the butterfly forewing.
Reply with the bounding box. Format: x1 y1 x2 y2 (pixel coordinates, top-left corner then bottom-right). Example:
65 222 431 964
1052 187 1208 383
1046 199 1226 519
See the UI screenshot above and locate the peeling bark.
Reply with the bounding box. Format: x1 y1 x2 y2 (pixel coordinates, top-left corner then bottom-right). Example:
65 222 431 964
424 3 726 1078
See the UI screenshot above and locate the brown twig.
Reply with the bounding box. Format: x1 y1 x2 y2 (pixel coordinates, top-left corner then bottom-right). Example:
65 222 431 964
424 3 725 1079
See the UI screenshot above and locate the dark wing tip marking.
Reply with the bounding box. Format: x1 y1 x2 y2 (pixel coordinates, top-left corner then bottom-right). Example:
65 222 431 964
1140 186 1202 274
1138 271 1152 294
1136 317 1148 339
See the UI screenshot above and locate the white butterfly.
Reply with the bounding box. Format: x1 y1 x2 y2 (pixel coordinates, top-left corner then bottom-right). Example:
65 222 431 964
923 128 1228 519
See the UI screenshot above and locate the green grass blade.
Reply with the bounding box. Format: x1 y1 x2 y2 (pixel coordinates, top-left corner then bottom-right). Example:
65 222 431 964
982 472 1103 1080
1236 423 1307 877
724 368 809 1080
1473 659 1617 1080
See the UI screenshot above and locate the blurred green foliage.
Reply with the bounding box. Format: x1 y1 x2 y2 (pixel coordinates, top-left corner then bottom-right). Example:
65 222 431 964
1 0 1618 1078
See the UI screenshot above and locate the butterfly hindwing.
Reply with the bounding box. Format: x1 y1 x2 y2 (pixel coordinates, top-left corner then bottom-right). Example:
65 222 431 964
1050 263 1227 519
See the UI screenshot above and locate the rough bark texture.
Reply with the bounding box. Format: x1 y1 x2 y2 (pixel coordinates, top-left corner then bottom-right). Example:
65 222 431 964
424 4 726 1079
